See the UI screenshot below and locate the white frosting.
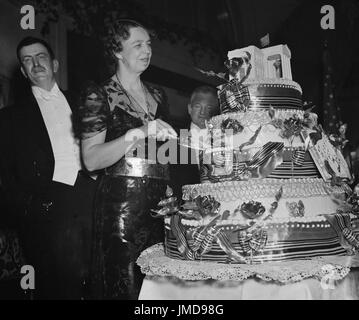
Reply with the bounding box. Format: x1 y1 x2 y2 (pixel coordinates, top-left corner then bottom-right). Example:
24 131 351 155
222 124 304 150
183 178 345 200
219 78 302 94
208 110 308 152
210 110 305 128
165 215 331 228
178 215 330 228
244 78 302 93
216 195 336 218
181 178 345 226
176 195 339 228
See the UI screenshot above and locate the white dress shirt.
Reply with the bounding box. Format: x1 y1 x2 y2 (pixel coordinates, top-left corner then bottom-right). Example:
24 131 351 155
32 83 81 186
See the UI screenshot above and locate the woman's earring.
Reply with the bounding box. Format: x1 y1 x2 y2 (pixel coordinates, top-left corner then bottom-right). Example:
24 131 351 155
114 52 123 60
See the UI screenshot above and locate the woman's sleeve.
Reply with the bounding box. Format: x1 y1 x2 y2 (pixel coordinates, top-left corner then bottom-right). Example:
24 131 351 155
75 82 110 140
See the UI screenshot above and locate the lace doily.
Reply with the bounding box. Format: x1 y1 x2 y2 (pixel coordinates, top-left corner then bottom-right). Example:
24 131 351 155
137 243 359 284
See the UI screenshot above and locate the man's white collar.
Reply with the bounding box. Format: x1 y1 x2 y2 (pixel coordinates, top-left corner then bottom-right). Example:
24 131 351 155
32 82 61 100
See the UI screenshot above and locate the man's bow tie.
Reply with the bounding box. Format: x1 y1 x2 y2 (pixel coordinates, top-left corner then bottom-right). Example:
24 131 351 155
40 90 61 101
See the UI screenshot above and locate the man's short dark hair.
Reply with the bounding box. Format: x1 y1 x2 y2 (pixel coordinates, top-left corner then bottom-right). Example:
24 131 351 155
16 36 55 62
190 86 218 104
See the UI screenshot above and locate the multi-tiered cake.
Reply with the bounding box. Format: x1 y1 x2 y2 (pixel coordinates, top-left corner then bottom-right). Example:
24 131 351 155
162 45 359 264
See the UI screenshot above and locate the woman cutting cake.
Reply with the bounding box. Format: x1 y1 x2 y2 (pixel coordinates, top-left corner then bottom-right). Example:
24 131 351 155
76 19 177 299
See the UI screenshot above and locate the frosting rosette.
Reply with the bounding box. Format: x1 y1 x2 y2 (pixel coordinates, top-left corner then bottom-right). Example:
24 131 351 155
286 200 305 218
240 200 266 219
221 118 244 134
195 195 221 217
303 112 318 129
280 115 303 139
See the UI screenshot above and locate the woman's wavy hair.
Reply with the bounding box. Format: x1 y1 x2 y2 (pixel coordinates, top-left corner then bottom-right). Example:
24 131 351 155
104 19 152 70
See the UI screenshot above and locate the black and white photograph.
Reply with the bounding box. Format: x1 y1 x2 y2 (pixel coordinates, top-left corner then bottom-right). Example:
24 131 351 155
0 0 359 305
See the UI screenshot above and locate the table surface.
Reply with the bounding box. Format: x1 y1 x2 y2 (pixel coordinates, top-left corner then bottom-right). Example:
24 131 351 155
139 269 359 300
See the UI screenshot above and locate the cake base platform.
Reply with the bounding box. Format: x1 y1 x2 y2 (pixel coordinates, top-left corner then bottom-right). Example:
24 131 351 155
137 243 359 283
137 244 359 300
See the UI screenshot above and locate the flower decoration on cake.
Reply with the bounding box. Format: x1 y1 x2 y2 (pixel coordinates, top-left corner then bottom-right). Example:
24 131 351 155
264 186 283 221
336 183 359 216
165 185 173 197
270 118 284 129
270 113 303 139
286 200 305 217
329 122 349 151
303 113 318 130
303 110 318 131
195 195 221 217
302 101 318 130
239 200 266 219
269 107 320 142
345 193 359 215
151 186 180 217
221 118 244 134
178 201 203 220
352 184 359 212
279 115 304 139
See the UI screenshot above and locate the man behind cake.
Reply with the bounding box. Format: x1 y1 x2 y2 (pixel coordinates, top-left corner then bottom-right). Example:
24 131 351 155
170 86 219 199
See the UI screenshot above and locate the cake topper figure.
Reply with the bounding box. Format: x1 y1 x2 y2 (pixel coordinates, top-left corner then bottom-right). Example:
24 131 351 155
267 54 283 79
273 59 282 78
224 51 252 84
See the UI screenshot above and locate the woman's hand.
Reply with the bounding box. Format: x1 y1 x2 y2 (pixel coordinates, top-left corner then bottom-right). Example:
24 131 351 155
146 119 178 141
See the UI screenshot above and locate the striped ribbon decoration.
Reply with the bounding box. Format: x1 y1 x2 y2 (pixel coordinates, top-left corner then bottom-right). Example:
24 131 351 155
238 142 284 176
170 215 198 260
238 229 268 254
342 228 359 248
190 227 218 255
291 149 306 166
232 83 250 112
215 232 248 263
247 97 302 109
249 229 268 252
170 215 249 263
219 80 251 113
324 214 359 251
238 231 251 253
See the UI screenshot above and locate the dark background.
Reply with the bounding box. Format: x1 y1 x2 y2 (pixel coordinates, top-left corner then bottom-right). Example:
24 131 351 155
64 0 359 146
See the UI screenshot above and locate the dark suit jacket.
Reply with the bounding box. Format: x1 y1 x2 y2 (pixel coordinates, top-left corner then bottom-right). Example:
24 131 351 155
169 123 201 202
0 85 97 299
0 86 79 216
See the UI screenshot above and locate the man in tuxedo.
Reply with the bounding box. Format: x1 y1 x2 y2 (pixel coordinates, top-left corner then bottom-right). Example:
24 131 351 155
170 86 219 199
0 37 96 299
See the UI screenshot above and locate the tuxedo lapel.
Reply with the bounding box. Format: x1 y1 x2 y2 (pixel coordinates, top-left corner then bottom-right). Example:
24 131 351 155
21 93 54 160
62 90 76 112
